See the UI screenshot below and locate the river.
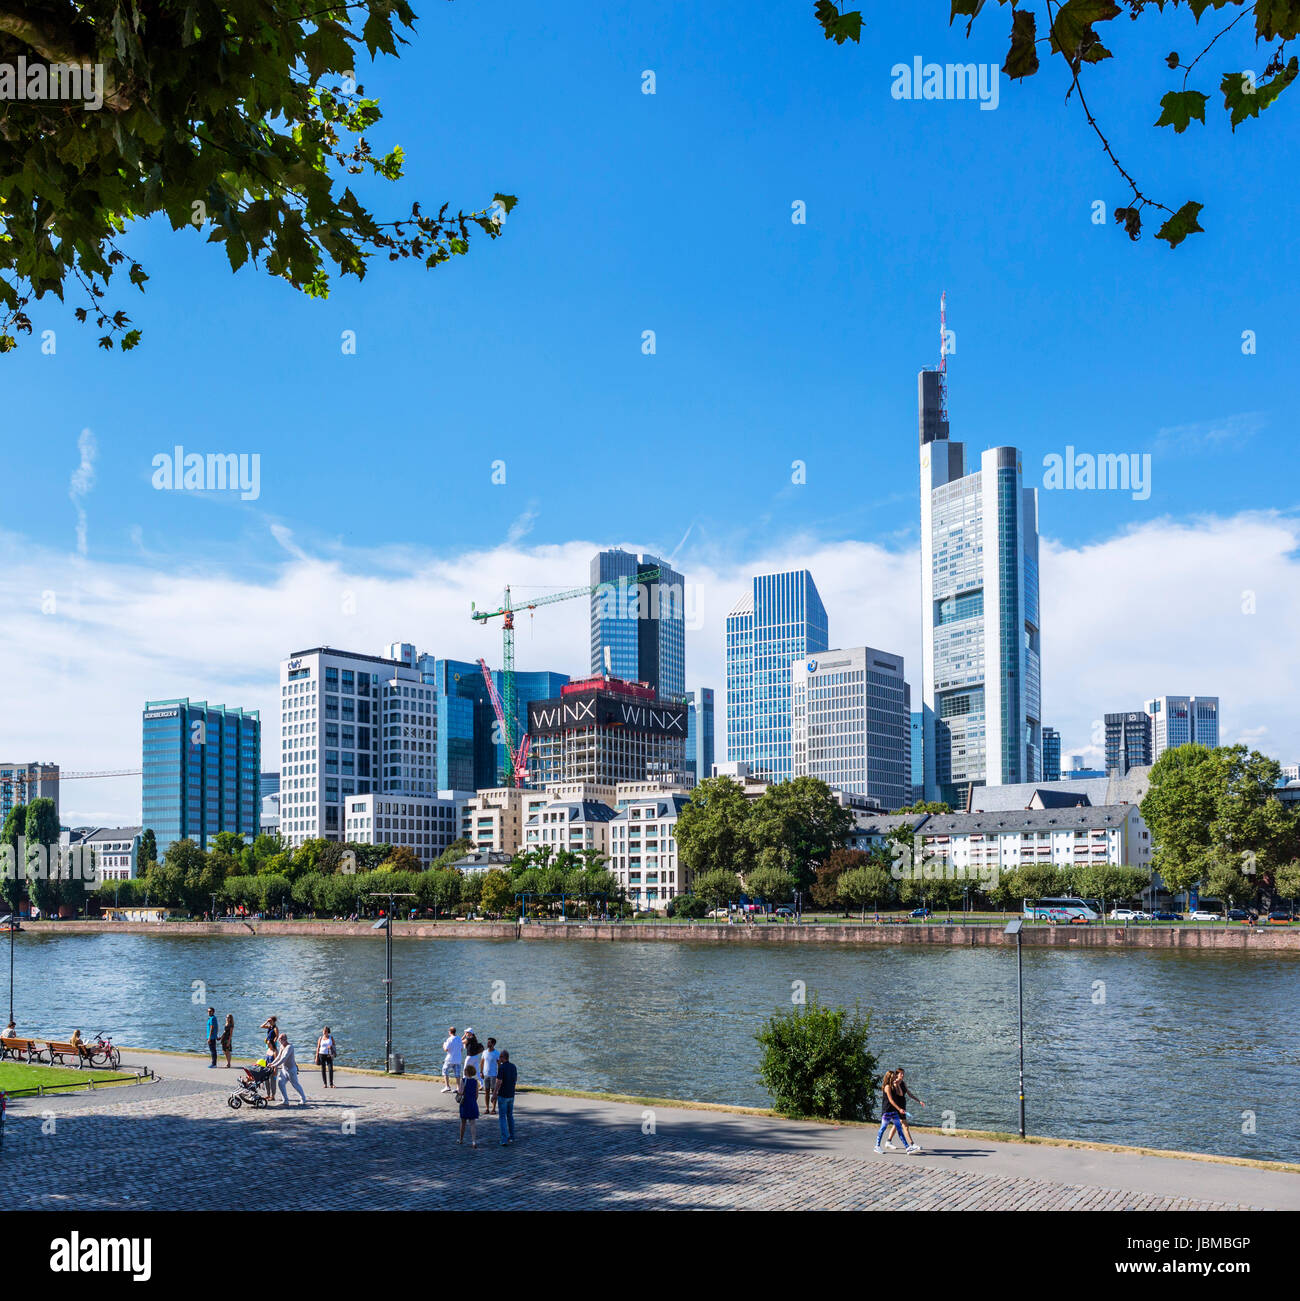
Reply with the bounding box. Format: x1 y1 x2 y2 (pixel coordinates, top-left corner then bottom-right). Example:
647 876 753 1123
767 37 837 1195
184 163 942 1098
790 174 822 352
7 930 1297 1161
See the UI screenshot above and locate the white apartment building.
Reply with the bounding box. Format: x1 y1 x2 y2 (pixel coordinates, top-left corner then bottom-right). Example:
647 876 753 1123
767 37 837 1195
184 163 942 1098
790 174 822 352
80 826 141 880
279 642 436 855
460 787 552 855
607 793 690 909
915 805 1151 875
791 646 911 810
523 799 619 857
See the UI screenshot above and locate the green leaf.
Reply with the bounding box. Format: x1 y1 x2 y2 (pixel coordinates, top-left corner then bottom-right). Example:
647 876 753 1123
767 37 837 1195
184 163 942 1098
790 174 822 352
1155 201 1204 249
1220 59 1298 130
814 1 863 45
1049 0 1121 65
1156 90 1208 133
1255 0 1300 41
949 0 985 36
1003 9 1040 80
493 193 519 215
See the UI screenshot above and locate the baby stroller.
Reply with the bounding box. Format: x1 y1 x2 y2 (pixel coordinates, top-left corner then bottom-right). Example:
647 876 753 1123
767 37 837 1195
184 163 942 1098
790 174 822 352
227 1060 274 1109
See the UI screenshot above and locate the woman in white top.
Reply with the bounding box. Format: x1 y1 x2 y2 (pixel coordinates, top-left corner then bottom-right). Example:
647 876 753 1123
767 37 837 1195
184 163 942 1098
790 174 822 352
480 1037 500 1115
316 1026 338 1088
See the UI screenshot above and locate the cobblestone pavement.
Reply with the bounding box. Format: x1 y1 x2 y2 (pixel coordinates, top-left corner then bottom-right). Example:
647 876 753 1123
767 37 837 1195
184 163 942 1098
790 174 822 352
1 1067 1273 1211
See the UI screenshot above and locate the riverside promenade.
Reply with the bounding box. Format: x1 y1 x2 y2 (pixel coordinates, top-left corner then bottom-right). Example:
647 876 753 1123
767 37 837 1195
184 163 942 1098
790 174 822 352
5 1050 1298 1211
23 918 1300 950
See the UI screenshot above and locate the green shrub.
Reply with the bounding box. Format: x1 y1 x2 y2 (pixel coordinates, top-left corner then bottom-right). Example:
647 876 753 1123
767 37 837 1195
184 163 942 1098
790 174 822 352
667 894 708 919
755 996 879 1121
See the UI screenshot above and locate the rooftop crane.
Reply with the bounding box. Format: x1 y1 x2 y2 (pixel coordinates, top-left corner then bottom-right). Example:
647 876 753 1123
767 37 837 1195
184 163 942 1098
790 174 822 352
471 567 662 786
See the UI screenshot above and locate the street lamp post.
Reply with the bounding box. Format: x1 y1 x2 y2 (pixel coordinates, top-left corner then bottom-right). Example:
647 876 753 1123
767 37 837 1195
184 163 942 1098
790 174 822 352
368 890 413 1073
1004 917 1026 1137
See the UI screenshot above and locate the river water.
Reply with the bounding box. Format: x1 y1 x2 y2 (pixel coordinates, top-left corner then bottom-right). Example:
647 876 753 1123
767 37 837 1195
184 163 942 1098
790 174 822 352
8 930 1298 1161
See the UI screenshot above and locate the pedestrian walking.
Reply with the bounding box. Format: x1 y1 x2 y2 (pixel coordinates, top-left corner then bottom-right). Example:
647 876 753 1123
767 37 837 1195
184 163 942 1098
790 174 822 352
874 1067 924 1154
457 1062 480 1147
268 1032 309 1105
441 1026 463 1092
496 1049 518 1146
480 1037 500 1114
316 1026 337 1088
205 1006 218 1068
260 1016 280 1098
220 1014 234 1068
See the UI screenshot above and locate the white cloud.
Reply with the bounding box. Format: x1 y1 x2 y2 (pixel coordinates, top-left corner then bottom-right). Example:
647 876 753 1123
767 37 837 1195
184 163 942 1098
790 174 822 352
68 428 97 556
2 511 1298 827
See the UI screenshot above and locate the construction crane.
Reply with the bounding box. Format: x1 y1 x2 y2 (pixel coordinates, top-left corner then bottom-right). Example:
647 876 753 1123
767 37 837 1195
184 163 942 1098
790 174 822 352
471 567 662 786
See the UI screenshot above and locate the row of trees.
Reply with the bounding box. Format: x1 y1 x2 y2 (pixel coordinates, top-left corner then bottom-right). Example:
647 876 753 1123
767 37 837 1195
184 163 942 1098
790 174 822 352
1140 745 1300 910
87 832 628 920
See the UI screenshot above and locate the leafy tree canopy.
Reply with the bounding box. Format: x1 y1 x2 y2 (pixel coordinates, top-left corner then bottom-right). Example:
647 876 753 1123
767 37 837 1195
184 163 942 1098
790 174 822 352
815 0 1298 247
0 1 516 351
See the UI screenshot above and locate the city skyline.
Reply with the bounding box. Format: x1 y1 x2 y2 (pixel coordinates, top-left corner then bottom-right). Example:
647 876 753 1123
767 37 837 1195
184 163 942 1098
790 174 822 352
2 1 1297 825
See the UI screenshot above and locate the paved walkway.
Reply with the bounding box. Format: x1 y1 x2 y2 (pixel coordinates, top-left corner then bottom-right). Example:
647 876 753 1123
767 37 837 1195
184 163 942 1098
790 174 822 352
4 1050 1297 1210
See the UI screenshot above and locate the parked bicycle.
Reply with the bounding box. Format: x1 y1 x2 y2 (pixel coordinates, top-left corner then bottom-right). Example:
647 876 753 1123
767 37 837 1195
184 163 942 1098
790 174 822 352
84 1031 120 1070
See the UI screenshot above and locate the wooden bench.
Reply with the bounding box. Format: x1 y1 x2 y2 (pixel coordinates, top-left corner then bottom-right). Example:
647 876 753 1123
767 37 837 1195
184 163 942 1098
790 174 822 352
0 1036 44 1064
44 1040 91 1068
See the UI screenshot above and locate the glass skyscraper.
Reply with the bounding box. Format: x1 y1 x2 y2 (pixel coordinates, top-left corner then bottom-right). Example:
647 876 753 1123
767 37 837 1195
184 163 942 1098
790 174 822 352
420 654 569 791
685 687 715 783
142 699 260 858
1144 695 1219 759
920 370 1041 806
589 548 686 699
725 570 829 784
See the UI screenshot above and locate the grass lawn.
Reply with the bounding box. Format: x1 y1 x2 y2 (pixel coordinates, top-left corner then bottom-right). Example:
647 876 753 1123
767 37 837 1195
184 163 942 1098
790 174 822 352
0 1061 136 1094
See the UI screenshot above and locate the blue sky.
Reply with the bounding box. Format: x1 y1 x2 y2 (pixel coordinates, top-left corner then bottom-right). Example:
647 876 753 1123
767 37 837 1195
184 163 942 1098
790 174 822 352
2 2 1297 821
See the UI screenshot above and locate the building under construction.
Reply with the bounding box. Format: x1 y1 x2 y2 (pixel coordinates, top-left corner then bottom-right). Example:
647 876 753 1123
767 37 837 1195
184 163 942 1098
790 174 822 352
527 676 689 789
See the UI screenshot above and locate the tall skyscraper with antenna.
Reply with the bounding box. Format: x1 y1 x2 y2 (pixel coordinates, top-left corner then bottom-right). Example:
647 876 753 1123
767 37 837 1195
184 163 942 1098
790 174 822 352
919 296 1042 805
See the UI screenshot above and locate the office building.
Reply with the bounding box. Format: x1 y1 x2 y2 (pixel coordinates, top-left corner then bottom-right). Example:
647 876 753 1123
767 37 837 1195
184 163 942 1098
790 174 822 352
0 761 59 822
1042 727 1061 782
791 647 911 811
590 548 687 699
919 355 1042 805
685 688 715 785
419 655 570 791
260 793 280 835
1145 695 1219 759
343 790 469 860
607 792 691 909
725 570 829 784
259 772 280 800
910 712 924 804
277 643 435 852
528 677 689 788
1104 711 1152 775
142 699 260 856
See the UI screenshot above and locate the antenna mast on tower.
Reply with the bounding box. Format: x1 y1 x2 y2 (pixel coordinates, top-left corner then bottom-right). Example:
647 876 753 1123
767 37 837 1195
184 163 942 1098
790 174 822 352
938 291 949 425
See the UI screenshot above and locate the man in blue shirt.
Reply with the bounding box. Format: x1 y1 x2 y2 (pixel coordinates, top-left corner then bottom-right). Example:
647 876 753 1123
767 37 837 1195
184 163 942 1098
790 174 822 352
496 1050 519 1145
205 1007 218 1067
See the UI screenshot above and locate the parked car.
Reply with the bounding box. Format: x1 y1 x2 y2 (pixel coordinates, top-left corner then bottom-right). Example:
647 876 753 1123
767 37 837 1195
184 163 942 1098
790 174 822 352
774 907 795 918
1109 908 1141 920
1267 911 1293 925
1227 908 1256 922
1189 910 1224 922
1151 910 1183 922
707 908 730 919
910 907 932 919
